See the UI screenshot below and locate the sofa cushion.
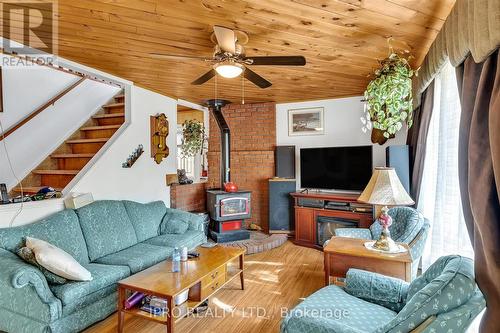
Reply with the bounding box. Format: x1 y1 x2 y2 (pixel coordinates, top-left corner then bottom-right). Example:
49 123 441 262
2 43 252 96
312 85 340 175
0 209 89 264
50 263 129 305
161 213 189 234
61 284 118 316
122 200 166 242
281 285 397 333
17 246 67 285
145 230 207 250
95 243 173 273
26 237 92 281
76 201 138 261
346 269 409 304
161 208 203 234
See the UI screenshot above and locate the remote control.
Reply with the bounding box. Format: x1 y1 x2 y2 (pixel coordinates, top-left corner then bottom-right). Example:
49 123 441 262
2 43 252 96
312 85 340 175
187 251 200 258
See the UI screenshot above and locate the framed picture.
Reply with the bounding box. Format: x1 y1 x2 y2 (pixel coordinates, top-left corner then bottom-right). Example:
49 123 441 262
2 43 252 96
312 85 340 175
288 107 324 136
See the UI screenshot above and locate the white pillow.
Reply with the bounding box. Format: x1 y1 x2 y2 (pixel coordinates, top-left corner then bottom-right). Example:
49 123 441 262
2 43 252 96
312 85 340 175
26 237 92 281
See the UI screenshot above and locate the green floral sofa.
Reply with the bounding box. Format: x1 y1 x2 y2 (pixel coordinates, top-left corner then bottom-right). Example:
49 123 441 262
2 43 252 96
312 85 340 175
0 200 207 333
281 255 485 333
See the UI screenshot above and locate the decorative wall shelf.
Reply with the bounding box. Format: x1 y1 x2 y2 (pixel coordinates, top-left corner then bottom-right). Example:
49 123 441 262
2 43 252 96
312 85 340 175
122 144 144 168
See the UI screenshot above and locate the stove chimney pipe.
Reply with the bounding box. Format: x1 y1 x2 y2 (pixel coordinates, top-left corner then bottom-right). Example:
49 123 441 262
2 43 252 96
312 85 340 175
206 99 231 188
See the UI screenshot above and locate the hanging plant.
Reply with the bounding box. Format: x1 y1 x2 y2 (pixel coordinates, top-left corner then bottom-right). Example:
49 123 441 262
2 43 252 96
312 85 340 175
181 120 206 157
364 52 416 145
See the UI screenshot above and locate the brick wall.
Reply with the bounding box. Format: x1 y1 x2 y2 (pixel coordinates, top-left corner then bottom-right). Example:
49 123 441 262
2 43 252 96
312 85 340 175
208 102 276 231
170 182 207 212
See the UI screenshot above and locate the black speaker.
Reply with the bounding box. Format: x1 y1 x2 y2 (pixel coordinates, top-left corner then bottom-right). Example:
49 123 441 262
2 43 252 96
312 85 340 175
275 145 295 179
386 145 410 193
269 179 296 233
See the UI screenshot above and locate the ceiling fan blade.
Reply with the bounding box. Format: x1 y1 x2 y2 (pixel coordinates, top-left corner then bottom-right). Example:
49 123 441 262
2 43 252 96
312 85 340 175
244 67 272 89
191 69 217 85
150 53 208 61
245 56 306 66
213 25 236 54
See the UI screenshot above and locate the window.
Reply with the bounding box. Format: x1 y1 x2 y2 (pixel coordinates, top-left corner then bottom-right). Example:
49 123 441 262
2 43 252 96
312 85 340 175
176 125 195 178
418 62 474 269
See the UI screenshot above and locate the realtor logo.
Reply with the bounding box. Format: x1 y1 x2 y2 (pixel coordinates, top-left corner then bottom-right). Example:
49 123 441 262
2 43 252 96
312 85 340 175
1 1 58 55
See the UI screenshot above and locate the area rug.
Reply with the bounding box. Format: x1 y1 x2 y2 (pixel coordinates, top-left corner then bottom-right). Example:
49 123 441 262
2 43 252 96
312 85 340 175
216 231 288 255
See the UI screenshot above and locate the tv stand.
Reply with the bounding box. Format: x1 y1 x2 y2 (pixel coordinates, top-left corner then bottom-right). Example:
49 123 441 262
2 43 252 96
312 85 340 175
291 192 374 250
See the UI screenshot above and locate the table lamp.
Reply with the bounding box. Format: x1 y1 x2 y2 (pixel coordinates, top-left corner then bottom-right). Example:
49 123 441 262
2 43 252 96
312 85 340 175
358 167 415 252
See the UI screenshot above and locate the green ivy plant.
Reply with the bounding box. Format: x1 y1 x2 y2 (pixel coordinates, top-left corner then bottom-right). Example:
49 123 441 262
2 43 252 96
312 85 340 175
181 119 206 157
364 52 416 143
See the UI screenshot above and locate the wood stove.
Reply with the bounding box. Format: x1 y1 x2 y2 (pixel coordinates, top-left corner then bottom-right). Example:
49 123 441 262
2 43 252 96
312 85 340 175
207 190 251 242
206 99 251 243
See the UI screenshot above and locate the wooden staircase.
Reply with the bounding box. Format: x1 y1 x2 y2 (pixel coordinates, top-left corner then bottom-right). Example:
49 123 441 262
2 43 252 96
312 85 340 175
11 93 125 196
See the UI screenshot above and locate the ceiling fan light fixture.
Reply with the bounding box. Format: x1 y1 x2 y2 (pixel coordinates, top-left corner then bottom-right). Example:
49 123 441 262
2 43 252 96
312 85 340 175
214 61 244 78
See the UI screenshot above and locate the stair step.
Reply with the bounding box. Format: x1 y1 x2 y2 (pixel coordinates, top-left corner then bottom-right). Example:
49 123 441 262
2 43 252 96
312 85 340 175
92 113 124 119
114 94 125 102
92 113 125 126
51 153 95 158
66 138 108 154
51 153 95 170
66 138 108 144
32 170 79 188
11 186 63 194
33 170 79 175
80 125 121 131
80 124 120 139
103 103 125 114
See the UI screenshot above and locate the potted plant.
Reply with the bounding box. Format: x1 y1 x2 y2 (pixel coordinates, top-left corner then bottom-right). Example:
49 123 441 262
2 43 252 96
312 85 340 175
181 119 206 157
364 52 416 145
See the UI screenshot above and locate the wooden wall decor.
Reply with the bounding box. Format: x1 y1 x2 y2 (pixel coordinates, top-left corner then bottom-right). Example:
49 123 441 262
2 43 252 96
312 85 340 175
150 113 169 164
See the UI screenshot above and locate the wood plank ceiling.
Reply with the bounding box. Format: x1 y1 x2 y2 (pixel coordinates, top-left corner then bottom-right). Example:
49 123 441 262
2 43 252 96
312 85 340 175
5 0 455 104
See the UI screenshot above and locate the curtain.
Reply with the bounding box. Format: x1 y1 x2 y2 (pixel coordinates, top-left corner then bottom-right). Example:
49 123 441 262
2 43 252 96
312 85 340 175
406 81 434 204
456 50 500 333
418 62 474 270
413 0 500 107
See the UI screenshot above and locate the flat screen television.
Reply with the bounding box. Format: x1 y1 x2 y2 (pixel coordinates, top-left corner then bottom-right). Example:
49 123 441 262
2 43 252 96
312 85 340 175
300 146 373 191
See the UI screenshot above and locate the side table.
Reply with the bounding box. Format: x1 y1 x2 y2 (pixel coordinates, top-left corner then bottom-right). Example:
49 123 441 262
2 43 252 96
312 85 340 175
324 236 413 285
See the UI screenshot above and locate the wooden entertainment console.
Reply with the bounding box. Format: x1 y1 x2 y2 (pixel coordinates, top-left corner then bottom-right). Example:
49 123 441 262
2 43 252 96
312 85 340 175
291 192 374 249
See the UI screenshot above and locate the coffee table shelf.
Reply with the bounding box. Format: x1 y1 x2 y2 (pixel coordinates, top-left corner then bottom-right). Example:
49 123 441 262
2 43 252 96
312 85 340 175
117 246 245 333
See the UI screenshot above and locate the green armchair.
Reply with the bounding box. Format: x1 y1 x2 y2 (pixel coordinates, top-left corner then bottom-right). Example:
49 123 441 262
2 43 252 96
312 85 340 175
281 255 485 333
334 207 430 280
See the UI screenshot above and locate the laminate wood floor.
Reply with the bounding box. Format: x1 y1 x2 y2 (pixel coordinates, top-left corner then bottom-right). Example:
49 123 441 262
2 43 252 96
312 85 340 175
84 241 324 333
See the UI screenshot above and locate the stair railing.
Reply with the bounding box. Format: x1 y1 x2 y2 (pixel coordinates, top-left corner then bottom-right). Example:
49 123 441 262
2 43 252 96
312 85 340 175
0 49 123 142
0 76 87 141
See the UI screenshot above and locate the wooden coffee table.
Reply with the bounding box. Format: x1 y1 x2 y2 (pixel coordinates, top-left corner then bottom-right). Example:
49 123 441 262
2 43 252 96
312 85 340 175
324 236 412 286
117 245 245 333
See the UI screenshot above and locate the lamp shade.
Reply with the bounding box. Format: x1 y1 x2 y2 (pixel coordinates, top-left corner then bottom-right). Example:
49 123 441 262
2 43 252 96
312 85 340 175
358 167 415 206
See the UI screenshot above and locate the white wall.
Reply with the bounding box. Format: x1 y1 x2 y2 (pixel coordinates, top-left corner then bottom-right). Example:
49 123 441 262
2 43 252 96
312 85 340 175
0 55 120 190
0 199 65 227
276 96 407 188
70 86 177 205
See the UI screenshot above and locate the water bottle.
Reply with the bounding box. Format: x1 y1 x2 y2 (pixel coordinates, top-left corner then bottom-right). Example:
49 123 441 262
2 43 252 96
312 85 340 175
181 246 188 262
172 247 181 272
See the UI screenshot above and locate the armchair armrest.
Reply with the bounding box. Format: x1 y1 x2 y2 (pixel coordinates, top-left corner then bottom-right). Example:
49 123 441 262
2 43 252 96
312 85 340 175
345 269 409 311
334 228 373 240
408 219 430 260
0 248 61 323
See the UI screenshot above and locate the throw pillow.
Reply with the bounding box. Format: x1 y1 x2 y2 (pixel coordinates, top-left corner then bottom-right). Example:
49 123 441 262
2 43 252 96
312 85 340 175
26 237 92 281
161 211 190 234
17 247 68 285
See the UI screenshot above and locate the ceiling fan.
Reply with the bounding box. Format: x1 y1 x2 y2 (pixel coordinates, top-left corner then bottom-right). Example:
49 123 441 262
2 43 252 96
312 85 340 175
150 25 306 89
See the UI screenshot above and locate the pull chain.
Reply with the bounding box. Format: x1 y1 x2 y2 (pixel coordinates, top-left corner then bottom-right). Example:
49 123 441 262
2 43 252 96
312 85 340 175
241 75 245 105
214 74 218 101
